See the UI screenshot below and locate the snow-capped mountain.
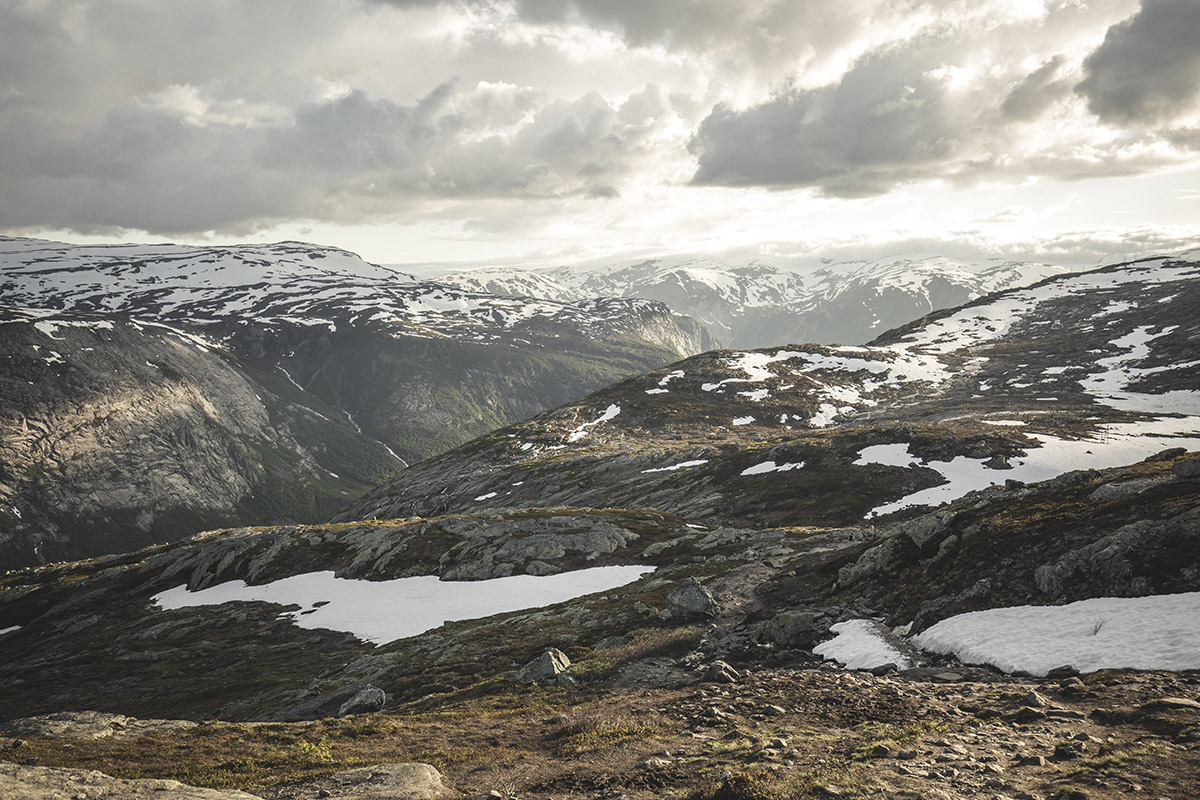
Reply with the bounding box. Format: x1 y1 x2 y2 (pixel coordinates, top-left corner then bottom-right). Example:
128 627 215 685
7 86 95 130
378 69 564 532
0 237 703 344
435 255 1076 348
344 252 1200 528
0 237 716 568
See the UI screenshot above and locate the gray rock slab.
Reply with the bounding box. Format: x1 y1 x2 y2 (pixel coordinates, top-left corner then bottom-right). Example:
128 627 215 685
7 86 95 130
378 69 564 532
0 763 261 799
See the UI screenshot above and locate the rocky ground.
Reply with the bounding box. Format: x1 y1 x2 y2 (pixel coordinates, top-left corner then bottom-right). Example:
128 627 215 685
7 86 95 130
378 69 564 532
1 665 1197 799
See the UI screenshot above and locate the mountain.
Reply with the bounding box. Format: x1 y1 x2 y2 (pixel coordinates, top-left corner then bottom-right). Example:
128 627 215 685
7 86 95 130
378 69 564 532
341 253 1200 528
0 306 400 567
1 252 1198 799
436 254 1075 348
0 237 717 568
0 237 716 463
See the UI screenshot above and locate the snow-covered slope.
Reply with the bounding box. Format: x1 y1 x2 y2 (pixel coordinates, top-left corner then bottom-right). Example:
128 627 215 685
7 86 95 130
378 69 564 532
343 253 1200 529
0 237 701 343
436 254 1076 348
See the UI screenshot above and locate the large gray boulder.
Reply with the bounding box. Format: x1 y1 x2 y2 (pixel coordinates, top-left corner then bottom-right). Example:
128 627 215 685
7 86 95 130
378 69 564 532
338 685 388 717
516 648 571 683
664 577 718 619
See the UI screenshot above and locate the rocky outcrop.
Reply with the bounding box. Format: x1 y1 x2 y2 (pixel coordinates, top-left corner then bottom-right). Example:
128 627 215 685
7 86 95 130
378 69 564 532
0 763 261 799
338 685 387 717
0 308 400 569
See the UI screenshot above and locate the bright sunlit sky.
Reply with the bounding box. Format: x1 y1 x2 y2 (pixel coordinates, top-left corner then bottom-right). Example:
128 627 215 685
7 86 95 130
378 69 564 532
3 0 1200 270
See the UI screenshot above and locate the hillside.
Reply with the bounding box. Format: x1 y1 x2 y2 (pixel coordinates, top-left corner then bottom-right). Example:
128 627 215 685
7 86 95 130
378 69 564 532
344 254 1200 528
0 237 717 567
0 307 401 567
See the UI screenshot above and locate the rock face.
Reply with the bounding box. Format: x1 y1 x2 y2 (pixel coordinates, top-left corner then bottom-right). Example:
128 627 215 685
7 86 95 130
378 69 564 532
516 648 572 683
0 308 399 569
0 237 717 568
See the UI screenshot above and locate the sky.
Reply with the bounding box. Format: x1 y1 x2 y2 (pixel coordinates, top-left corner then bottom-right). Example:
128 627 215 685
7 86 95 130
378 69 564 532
3 0 1200 270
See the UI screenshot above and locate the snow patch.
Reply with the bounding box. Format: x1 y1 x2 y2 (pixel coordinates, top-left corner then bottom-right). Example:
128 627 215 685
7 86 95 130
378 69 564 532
814 619 916 670
740 460 805 476
153 565 654 646
568 404 621 442
913 592 1200 676
641 459 709 473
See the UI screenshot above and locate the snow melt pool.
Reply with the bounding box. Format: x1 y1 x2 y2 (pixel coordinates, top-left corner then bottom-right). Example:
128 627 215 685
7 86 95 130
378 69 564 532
153 565 653 645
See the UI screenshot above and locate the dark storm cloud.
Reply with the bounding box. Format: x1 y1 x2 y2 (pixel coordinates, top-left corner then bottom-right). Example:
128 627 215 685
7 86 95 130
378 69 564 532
1076 0 1200 124
687 45 979 196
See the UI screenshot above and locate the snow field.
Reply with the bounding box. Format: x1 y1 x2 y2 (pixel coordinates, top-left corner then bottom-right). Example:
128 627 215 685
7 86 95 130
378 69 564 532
854 417 1200 517
154 565 654 645
912 592 1200 676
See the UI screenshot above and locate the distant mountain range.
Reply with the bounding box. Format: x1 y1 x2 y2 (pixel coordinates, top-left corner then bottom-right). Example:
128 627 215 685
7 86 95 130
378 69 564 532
436 255 1077 348
0 237 716 567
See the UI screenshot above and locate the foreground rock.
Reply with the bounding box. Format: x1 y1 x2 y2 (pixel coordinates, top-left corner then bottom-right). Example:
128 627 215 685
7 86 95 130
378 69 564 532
298 763 459 800
0 763 261 799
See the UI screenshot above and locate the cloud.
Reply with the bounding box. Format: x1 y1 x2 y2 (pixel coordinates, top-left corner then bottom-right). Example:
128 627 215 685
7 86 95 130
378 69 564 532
1001 55 1071 122
687 1 1200 195
0 74 672 234
687 42 989 196
1076 0 1200 125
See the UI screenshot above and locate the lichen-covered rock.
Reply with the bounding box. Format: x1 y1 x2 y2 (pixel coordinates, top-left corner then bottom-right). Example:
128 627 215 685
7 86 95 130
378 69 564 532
338 685 387 717
1173 455 1200 479
664 577 718 618
837 536 906 588
516 648 571 683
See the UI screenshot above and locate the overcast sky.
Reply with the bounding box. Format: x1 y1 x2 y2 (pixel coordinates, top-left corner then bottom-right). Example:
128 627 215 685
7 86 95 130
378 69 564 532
3 0 1200 268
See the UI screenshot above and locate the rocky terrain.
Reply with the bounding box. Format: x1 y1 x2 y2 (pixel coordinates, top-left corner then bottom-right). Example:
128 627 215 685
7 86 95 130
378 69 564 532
0 237 716 567
0 448 1197 798
437 254 1075 348
0 250 1197 799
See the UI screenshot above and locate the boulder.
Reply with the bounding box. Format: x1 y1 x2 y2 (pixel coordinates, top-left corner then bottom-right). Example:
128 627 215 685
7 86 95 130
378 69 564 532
755 611 820 648
664 577 718 619
0 763 261 799
516 648 571 683
704 661 740 683
1173 456 1200 479
320 763 460 799
338 685 387 717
